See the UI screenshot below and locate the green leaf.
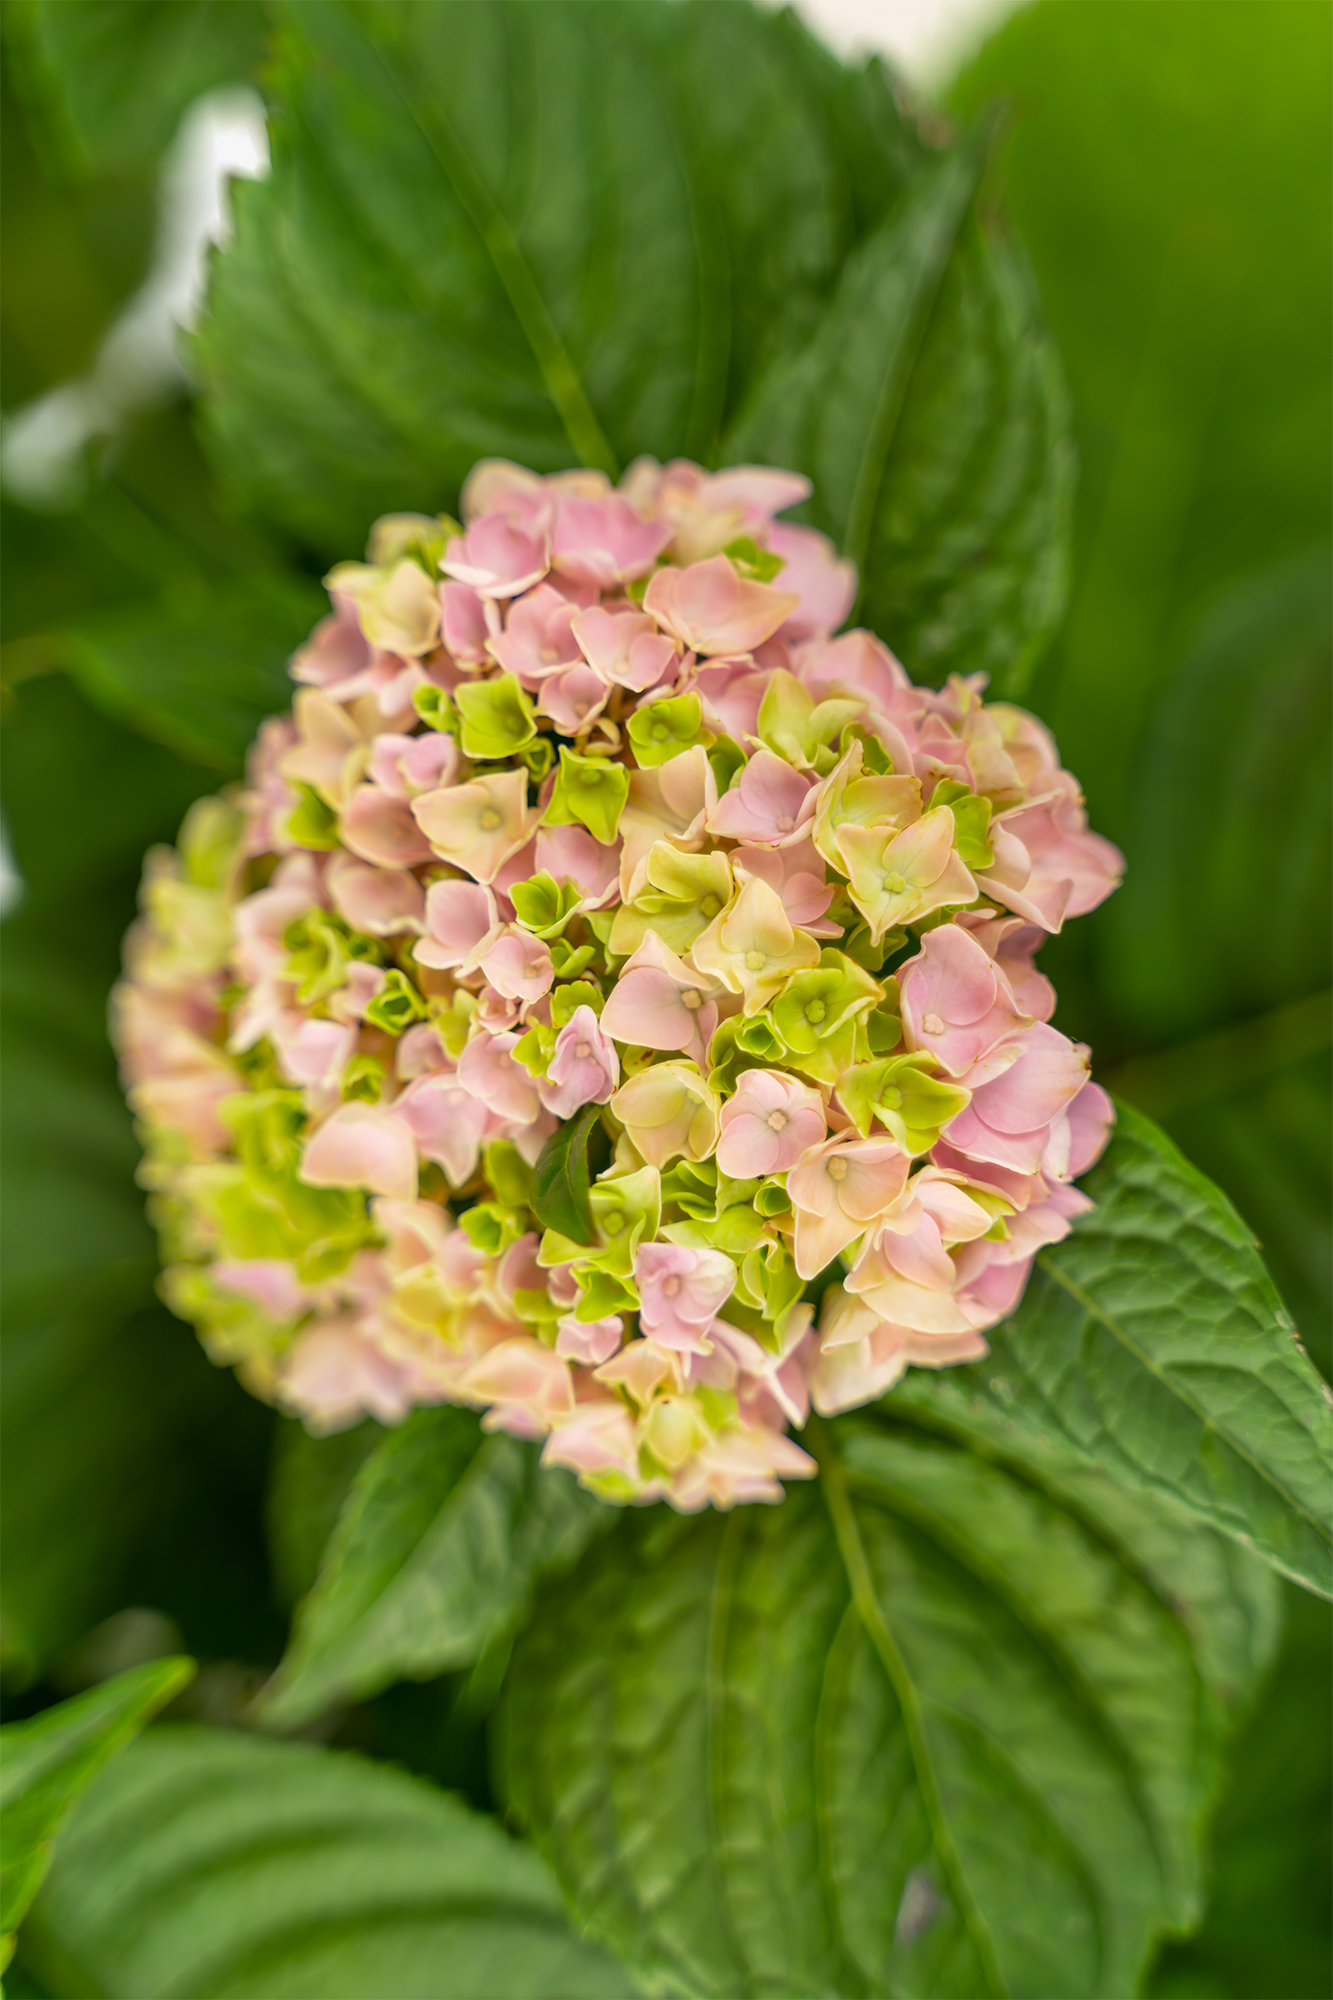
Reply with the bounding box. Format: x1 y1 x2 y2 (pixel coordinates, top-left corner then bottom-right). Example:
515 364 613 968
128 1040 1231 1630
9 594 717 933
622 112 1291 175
0 676 277 1676
892 1102 1333 1598
23 1725 638 1998
193 0 920 553
0 1657 193 1941
500 1414 1279 2000
530 1103 601 1244
258 1405 609 1730
7 0 266 179
1104 554 1331 1043
265 1416 383 1609
1161 1048 1332 1386
954 4 1333 833
1147 1580 1332 2000
63 572 327 773
727 127 1072 695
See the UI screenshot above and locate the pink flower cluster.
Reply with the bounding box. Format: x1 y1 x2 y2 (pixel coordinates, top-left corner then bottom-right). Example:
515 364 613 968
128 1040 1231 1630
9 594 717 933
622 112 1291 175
113 457 1122 1511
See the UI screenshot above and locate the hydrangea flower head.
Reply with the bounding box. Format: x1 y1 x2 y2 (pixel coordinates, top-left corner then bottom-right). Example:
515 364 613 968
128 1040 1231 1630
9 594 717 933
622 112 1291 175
113 457 1122 1511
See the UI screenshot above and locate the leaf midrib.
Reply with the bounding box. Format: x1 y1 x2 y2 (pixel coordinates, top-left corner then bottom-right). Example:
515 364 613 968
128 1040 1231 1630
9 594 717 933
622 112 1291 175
842 145 982 585
330 0 619 476
811 1421 1009 1999
841 1457 1182 1912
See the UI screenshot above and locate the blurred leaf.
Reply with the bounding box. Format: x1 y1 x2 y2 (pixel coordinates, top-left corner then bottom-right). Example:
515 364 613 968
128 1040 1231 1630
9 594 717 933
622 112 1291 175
0 1656 193 1942
64 568 325 771
0 676 276 1673
194 0 923 553
1148 1582 1333 2000
502 1414 1278 2000
950 2 1333 1472
728 132 1072 694
0 57 153 409
953 1 1332 831
892 1103 1333 1597
1103 553 1331 1044
258 1406 609 1731
25 1724 638 1998
6 0 266 180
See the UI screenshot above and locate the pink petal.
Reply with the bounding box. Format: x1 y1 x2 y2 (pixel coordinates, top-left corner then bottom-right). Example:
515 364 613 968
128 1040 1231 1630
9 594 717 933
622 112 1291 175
644 556 799 657
341 785 435 868
300 1102 418 1201
551 494 671 587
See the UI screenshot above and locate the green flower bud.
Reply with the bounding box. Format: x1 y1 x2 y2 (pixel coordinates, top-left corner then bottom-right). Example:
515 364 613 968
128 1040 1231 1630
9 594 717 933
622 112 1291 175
707 735 747 794
459 1201 526 1256
284 783 341 851
412 683 458 734
572 1264 639 1322
545 747 630 845
931 779 995 871
754 1177 791 1218
341 1054 386 1103
550 980 605 1029
482 1139 534 1210
659 1156 720 1222
367 511 454 572
515 735 556 781
770 949 881 1084
549 936 598 981
364 967 429 1036
837 721 894 775
455 672 537 759
626 693 710 768
609 843 733 957
757 670 862 771
722 535 787 583
587 1163 662 1278
178 794 245 889
838 1052 972 1154
284 909 374 1006
511 870 582 939
736 1238 804 1337
513 1018 556 1077
431 992 473 1060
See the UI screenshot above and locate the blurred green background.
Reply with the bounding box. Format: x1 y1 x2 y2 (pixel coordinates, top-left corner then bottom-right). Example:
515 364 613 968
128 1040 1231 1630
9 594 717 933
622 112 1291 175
1 3 1328 1994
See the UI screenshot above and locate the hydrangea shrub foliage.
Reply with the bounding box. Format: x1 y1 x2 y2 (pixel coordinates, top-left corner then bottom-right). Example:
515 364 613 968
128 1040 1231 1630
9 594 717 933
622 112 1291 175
9 4 1331 1998
114 457 1123 1511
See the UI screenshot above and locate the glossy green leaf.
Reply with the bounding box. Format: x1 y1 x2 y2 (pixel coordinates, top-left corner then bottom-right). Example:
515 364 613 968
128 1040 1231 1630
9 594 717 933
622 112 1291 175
1161 1049 1333 1385
892 1102 1333 1597
501 1414 1279 2000
7 0 266 178
23 1725 637 1998
193 0 918 553
264 1416 383 1610
727 131 1072 694
0 1657 194 1942
258 1405 608 1730
530 1103 601 1244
